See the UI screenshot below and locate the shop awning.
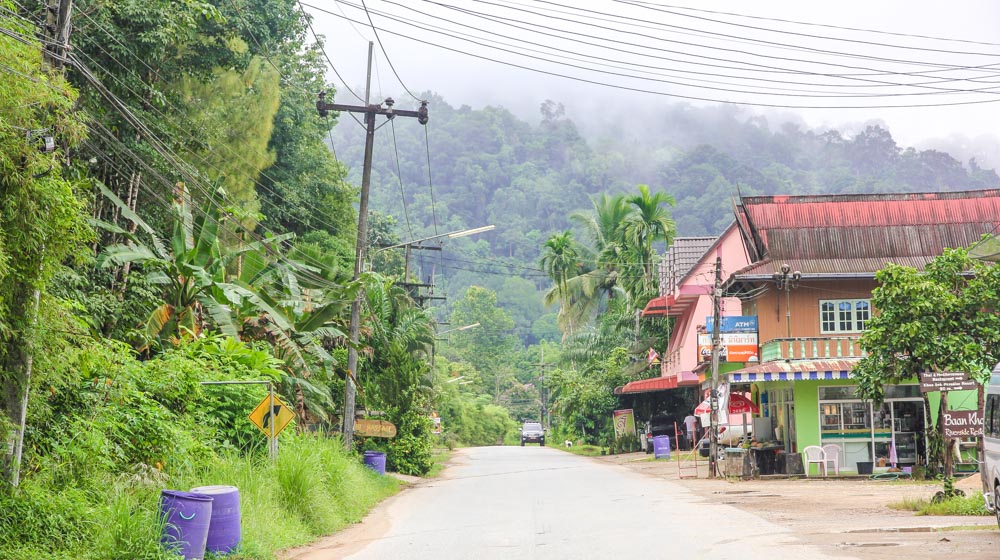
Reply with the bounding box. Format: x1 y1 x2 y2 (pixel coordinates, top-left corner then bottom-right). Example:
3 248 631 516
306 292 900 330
617 376 677 394
616 371 700 394
641 295 671 317
728 359 857 383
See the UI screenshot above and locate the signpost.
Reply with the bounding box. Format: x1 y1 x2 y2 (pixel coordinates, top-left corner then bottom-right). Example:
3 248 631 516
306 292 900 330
943 410 985 439
355 419 397 438
249 394 295 438
919 371 978 393
201 380 293 460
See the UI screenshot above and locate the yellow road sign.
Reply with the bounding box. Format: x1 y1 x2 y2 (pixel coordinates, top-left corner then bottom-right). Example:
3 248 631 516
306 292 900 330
249 394 295 438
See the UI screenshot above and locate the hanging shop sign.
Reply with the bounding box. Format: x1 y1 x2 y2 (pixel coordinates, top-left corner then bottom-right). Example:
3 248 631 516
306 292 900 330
919 371 978 393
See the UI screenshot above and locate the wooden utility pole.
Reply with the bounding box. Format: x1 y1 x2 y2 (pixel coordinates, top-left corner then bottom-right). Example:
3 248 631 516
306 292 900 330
43 0 73 69
3 0 73 489
316 43 428 450
708 256 722 479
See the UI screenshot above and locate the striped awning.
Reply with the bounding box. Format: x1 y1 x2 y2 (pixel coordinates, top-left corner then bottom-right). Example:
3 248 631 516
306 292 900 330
727 359 858 383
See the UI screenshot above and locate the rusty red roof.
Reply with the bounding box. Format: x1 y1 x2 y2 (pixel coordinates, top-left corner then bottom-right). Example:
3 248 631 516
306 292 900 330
735 189 1000 277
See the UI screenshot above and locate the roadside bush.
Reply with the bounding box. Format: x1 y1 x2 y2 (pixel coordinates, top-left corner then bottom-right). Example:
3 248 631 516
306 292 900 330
388 408 434 476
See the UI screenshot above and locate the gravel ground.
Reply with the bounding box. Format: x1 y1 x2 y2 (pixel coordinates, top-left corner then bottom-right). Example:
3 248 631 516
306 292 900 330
597 451 999 559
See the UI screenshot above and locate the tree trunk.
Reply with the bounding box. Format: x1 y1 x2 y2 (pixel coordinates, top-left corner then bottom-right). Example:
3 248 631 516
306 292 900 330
941 390 953 479
1 284 40 487
979 383 988 494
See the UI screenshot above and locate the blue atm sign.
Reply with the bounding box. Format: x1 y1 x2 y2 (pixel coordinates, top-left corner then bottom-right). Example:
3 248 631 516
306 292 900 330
705 316 758 333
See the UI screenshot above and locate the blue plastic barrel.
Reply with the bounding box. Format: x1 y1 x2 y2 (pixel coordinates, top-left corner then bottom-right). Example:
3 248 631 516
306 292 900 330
160 490 213 559
652 435 671 459
190 485 241 554
363 451 386 475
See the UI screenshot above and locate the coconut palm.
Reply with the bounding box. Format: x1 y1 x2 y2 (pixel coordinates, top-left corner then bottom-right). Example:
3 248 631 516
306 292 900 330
624 184 676 295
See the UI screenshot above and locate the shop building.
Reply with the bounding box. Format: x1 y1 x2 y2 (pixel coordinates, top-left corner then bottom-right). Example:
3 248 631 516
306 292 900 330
726 190 1000 473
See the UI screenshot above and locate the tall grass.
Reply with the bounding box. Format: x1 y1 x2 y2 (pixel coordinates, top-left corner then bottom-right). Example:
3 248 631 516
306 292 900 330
0 433 399 560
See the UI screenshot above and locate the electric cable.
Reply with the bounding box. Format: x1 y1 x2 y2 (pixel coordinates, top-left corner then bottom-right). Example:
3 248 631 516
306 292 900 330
304 2 1000 109
360 0 423 102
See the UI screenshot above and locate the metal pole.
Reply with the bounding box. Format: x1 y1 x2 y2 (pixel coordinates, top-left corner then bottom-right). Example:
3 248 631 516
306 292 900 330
344 42 375 451
785 283 792 338
268 383 277 460
709 257 722 479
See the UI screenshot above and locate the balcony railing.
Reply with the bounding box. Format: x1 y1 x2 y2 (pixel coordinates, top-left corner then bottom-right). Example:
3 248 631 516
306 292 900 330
760 337 866 362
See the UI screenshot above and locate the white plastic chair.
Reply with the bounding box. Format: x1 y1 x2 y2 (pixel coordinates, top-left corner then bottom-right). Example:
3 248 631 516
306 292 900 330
802 445 827 477
821 444 841 475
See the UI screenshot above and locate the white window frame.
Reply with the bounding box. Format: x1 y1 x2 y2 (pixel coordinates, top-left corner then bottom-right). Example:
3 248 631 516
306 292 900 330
819 298 871 334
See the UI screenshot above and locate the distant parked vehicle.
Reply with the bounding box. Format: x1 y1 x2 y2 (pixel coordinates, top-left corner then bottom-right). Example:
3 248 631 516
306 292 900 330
983 363 1000 529
520 422 545 446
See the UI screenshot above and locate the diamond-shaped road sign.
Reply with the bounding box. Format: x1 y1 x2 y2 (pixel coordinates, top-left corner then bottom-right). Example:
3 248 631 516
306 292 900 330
249 394 295 438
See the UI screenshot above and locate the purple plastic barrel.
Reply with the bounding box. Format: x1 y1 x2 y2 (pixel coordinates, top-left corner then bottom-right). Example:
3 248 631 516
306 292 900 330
363 451 386 475
159 490 213 559
190 485 241 554
652 435 671 459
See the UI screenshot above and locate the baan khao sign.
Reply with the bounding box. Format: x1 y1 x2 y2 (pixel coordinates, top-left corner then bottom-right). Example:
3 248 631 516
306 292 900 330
943 410 984 439
698 316 759 363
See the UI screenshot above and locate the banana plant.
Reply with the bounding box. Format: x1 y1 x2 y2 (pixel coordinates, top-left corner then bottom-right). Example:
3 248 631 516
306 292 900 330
95 183 292 348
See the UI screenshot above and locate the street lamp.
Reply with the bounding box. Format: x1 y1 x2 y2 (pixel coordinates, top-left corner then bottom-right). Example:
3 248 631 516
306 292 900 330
773 263 802 338
369 225 495 269
432 323 480 366
437 322 480 337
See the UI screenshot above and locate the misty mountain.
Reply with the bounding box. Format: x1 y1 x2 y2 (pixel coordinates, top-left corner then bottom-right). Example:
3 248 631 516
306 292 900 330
326 93 1000 339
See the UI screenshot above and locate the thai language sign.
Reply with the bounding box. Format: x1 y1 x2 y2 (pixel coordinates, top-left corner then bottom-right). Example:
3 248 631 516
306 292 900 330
942 410 984 438
919 371 978 393
613 409 636 439
699 316 759 363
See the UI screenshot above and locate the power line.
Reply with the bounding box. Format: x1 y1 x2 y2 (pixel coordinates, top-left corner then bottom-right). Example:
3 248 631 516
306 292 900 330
304 2 1000 109
66 16 364 237
420 0 1000 95
296 0 365 103
360 0 423 101
389 119 414 237
626 0 1000 49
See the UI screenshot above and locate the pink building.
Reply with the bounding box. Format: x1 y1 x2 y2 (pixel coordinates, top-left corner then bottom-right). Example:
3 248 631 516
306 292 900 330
619 223 750 394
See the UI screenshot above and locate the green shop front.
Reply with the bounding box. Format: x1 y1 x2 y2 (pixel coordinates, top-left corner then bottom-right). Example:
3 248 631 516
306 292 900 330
729 360 966 474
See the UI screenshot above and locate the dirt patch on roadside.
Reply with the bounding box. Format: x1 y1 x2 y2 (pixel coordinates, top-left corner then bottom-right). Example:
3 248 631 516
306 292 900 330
598 452 998 559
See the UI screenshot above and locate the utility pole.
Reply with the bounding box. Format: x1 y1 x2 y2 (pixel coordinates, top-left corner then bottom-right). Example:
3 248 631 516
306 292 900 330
43 0 73 69
537 347 553 428
317 43 428 451
3 0 73 489
708 256 722 479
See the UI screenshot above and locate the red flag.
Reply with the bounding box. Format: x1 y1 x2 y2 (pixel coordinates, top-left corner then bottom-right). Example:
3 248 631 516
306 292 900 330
647 348 660 365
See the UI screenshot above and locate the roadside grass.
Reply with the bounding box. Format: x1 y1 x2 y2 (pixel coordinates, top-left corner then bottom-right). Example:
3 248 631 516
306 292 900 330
426 448 451 477
888 494 990 516
0 433 400 560
558 444 604 457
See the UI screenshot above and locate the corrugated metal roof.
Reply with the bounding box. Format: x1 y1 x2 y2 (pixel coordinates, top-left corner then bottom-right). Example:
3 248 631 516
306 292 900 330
660 236 717 295
742 189 1000 230
735 189 1000 276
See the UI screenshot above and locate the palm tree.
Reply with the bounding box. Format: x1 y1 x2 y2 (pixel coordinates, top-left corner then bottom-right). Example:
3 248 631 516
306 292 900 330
624 184 676 295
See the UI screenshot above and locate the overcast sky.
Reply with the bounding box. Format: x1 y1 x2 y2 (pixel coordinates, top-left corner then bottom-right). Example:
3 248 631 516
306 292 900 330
304 0 1000 167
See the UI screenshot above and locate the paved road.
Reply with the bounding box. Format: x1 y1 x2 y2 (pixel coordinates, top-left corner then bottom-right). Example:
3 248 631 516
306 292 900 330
299 446 858 560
